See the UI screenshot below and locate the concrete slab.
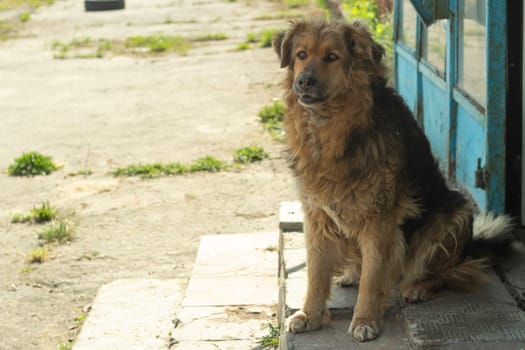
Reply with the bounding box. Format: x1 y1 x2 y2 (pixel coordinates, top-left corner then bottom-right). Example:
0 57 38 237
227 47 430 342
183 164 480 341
196 232 279 256
182 276 278 307
279 201 304 232
172 340 261 350
174 232 280 349
73 279 183 350
190 250 277 278
173 305 274 341
281 309 407 350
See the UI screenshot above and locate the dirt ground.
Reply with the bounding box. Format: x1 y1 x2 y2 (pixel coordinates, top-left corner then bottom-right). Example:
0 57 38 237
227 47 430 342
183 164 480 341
0 1 304 348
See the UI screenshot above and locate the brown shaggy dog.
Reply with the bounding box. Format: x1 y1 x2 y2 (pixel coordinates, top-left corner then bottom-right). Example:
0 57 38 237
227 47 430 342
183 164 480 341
273 19 515 341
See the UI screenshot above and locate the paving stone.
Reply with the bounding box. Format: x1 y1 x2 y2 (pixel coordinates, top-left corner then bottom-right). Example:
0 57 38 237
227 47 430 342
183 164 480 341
73 279 183 350
182 276 278 307
279 201 304 232
196 232 278 256
281 309 407 350
182 232 278 307
175 232 279 348
172 305 273 342
190 250 276 277
172 340 260 350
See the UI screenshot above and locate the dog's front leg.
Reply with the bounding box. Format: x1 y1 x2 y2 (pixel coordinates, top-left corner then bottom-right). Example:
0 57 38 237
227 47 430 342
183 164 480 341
286 215 336 332
349 222 403 341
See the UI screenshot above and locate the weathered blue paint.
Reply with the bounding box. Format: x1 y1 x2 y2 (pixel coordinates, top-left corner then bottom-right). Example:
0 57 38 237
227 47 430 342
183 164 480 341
395 47 418 112
419 63 449 167
484 0 507 214
393 0 507 213
455 102 487 209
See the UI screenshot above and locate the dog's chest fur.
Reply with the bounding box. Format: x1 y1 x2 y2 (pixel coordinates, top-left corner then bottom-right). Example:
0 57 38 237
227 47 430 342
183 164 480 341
285 104 402 235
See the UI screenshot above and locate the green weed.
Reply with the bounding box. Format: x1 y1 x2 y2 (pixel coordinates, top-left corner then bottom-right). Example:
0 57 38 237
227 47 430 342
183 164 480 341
0 20 13 40
38 219 75 244
8 151 59 176
124 35 192 54
258 29 279 48
245 32 258 43
15 201 57 223
20 265 33 273
257 100 285 140
57 341 72 350
254 10 304 21
0 0 54 11
235 42 251 51
52 37 112 59
67 168 93 177
281 0 309 8
74 312 87 323
193 32 228 42
19 12 30 22
259 323 279 349
234 146 268 164
27 247 49 264
244 29 279 48
113 156 227 178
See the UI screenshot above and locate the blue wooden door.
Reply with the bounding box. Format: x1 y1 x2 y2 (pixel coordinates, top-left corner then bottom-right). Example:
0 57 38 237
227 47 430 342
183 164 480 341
393 0 507 213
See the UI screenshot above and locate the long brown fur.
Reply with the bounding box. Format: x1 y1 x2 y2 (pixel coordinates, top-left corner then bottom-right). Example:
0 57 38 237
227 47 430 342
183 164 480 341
272 19 511 342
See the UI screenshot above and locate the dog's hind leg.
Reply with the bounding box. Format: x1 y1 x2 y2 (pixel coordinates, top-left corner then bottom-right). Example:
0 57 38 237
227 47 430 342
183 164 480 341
400 200 484 303
334 244 362 287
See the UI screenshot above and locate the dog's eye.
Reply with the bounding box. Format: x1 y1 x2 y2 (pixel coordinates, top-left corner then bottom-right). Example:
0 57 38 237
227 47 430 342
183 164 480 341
296 51 307 60
325 53 339 63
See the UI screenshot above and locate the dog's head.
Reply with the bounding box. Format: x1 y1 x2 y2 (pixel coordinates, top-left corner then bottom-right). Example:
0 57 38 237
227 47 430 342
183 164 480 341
273 19 385 107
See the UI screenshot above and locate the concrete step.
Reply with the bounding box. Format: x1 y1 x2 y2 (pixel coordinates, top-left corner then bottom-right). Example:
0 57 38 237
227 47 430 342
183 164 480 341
170 232 279 349
73 232 279 350
73 279 184 350
278 201 525 350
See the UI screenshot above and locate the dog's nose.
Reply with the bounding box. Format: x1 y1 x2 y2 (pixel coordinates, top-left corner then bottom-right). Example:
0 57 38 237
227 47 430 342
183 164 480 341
297 74 316 90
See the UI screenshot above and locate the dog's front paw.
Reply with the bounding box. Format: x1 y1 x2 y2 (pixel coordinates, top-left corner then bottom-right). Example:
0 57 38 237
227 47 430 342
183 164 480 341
286 309 329 333
349 318 380 341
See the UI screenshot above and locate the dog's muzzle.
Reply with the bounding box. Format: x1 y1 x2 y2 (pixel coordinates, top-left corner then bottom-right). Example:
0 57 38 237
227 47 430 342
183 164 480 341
293 73 324 105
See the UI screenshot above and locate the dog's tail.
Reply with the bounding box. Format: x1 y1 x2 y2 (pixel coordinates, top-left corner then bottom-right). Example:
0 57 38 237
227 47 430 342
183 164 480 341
442 212 523 291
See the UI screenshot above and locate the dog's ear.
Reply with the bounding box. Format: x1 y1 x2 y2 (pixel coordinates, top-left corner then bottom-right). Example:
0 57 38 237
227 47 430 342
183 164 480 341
344 20 384 66
371 41 384 65
273 29 294 68
273 21 306 68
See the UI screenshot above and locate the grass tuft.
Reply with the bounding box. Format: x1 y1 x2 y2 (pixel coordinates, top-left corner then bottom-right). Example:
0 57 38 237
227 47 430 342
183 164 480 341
113 156 227 178
124 35 192 54
11 201 58 224
257 100 285 140
259 323 279 349
38 219 75 244
0 0 54 11
19 12 30 22
193 32 228 42
234 146 268 164
258 29 279 48
8 151 59 176
58 341 72 350
27 247 49 264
